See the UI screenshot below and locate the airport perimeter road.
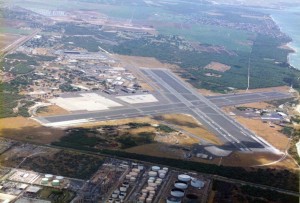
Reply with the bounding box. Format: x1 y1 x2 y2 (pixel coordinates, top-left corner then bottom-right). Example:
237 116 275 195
142 68 275 152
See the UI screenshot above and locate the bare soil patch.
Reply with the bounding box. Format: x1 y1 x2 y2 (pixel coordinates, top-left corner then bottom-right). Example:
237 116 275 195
36 105 70 116
0 117 64 144
235 116 289 151
113 54 180 70
204 62 231 72
125 143 186 159
155 114 222 145
236 85 290 94
221 152 298 169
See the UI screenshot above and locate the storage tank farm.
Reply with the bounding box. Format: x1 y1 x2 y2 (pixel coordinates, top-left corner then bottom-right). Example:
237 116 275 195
137 165 168 203
109 163 145 203
166 174 206 203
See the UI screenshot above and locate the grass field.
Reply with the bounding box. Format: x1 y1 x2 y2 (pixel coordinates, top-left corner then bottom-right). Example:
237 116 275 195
158 24 253 52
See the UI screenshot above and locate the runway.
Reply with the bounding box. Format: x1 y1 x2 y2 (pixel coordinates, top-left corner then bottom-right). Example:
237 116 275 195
36 68 293 152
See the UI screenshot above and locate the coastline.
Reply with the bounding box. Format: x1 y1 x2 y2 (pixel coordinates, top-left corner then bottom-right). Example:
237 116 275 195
270 11 300 69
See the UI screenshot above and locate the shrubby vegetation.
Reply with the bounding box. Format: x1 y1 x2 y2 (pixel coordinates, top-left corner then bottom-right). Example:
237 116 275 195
111 34 300 92
52 141 299 192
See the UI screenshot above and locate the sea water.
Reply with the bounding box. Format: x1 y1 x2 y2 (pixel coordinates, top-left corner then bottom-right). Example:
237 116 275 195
268 7 300 69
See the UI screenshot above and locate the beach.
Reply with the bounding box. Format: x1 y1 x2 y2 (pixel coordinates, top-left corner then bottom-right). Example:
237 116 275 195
269 7 300 69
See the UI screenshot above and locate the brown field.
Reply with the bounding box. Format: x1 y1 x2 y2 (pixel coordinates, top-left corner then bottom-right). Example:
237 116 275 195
236 85 290 94
235 116 289 151
0 34 22 50
36 105 70 116
155 114 222 145
78 117 158 128
78 115 201 145
113 54 180 70
204 61 231 72
0 117 64 144
125 143 186 159
222 102 274 114
279 44 296 52
189 151 297 169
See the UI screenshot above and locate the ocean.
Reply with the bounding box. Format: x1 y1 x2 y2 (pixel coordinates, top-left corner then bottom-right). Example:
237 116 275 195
267 7 300 69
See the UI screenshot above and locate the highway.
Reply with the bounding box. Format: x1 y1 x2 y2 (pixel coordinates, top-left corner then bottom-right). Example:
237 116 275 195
37 68 293 152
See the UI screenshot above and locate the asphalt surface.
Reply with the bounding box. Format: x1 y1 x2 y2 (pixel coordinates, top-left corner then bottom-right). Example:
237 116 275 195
37 68 293 152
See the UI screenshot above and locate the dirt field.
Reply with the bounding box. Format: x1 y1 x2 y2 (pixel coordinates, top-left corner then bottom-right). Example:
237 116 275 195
78 115 201 145
236 85 290 94
0 34 22 51
36 105 70 116
125 143 186 159
279 44 296 52
222 102 274 113
78 117 158 128
113 54 180 70
221 152 298 169
0 117 64 144
204 61 231 72
236 117 289 151
155 114 223 145
223 104 289 151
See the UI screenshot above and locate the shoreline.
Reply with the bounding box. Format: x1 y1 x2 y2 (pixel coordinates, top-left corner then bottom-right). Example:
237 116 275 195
271 14 300 69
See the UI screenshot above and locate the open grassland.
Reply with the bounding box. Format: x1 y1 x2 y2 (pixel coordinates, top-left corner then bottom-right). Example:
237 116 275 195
222 152 298 169
36 105 70 116
0 117 65 144
154 114 223 145
236 117 290 151
125 143 186 160
157 24 253 52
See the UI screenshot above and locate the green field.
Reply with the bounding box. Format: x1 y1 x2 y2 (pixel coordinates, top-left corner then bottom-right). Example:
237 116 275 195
158 24 253 52
0 26 31 35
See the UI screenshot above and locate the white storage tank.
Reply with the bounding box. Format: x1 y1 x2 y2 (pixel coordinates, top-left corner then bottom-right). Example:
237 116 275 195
159 173 166 179
148 179 154 183
114 189 120 194
148 171 157 177
146 186 155 191
191 178 205 188
138 165 144 170
171 188 185 198
148 183 157 188
151 166 160 171
149 190 155 195
108 198 114 203
163 167 169 172
52 180 60 186
130 177 137 182
123 182 129 188
45 174 53 179
130 172 138 177
119 193 126 200
166 196 181 203
41 178 49 185
174 181 188 190
112 193 118 198
138 196 145 202
146 197 153 203
56 176 64 180
120 187 127 192
178 174 191 182
132 168 140 173
126 175 131 180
